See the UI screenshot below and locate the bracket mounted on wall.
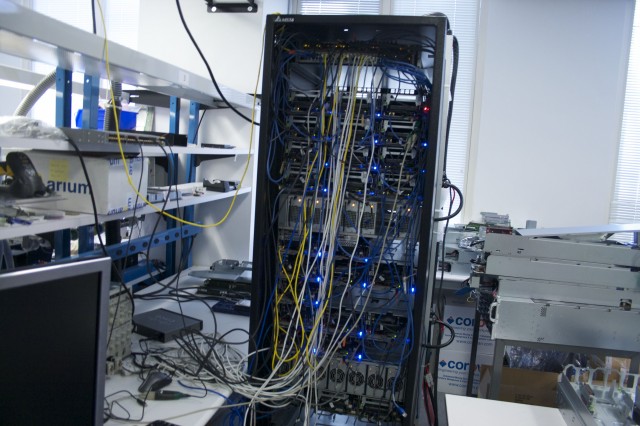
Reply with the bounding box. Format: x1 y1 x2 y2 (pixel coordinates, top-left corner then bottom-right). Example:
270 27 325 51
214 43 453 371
205 1 258 13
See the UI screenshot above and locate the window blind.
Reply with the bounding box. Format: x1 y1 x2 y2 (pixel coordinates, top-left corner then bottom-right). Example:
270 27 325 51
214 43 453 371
297 0 381 15
609 4 640 241
33 0 139 49
28 1 140 125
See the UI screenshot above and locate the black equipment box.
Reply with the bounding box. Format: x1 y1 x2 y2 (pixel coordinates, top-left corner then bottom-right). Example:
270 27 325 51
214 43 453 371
133 308 203 342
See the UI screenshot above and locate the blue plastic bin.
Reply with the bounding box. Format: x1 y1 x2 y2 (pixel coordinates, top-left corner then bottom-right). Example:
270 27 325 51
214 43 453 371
75 108 137 130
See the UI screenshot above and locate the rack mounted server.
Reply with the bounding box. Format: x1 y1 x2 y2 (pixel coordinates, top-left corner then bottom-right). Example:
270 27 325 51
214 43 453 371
250 14 450 425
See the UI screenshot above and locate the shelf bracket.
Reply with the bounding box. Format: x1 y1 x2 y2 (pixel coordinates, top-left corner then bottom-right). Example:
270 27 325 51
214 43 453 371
79 225 202 261
206 1 258 13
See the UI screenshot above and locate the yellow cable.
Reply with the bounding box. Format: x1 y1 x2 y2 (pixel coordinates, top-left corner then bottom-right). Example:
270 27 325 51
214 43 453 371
96 0 262 228
271 141 333 367
271 52 367 371
271 202 312 368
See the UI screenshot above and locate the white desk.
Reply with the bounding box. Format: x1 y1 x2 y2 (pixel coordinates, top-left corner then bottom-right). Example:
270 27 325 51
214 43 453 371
105 374 230 426
445 394 567 426
105 269 250 425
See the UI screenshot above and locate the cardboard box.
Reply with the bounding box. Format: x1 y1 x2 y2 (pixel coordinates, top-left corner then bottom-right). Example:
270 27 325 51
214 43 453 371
478 367 559 407
586 355 631 375
28 152 148 215
605 356 631 371
498 368 559 407
442 304 495 356
437 350 493 395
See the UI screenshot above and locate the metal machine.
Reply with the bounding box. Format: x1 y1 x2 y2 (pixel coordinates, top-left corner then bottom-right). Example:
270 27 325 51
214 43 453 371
558 365 640 425
484 230 640 350
472 226 640 400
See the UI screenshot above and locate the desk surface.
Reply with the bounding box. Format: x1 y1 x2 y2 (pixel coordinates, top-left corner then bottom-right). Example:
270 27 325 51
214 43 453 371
105 269 250 425
445 394 567 426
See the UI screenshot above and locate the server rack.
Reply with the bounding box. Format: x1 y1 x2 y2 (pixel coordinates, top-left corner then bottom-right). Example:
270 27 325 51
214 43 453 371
250 14 449 425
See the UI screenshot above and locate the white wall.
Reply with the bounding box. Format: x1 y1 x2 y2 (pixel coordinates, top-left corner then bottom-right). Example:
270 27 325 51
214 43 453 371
465 0 634 229
0 54 28 116
136 0 287 264
137 0 286 93
136 0 636 237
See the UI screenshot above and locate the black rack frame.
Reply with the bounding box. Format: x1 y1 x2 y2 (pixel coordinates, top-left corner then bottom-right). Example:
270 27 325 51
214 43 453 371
250 14 449 425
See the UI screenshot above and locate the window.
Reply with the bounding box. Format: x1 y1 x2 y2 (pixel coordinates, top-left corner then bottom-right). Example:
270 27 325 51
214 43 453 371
294 0 381 15
609 4 640 241
25 0 140 126
32 0 139 49
392 1 477 205
296 0 479 213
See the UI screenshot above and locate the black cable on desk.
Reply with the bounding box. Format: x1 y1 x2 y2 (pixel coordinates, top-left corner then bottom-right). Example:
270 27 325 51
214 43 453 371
104 389 146 422
132 286 250 387
66 138 135 351
175 329 250 387
142 140 176 286
133 140 196 295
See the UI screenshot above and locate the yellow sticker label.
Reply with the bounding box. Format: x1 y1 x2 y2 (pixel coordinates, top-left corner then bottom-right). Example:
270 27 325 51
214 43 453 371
49 159 69 181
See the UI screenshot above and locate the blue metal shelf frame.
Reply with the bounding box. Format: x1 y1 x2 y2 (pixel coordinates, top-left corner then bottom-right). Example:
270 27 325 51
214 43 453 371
80 225 201 261
0 4 260 288
77 74 101 254
53 67 72 259
40 72 206 279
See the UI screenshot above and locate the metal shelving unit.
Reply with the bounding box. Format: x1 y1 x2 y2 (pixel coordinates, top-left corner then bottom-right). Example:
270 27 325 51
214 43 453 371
0 136 253 157
0 187 251 241
0 3 256 276
0 1 255 110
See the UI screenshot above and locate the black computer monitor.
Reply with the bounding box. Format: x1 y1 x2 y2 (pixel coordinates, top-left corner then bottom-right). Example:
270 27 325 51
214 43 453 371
0 257 111 425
